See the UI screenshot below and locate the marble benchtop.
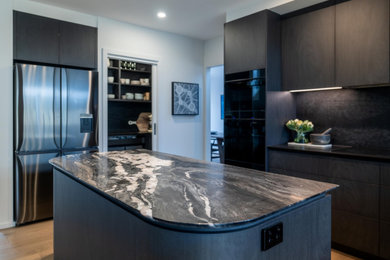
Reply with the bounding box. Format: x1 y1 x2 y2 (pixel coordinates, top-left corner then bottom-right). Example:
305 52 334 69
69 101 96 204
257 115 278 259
50 149 337 231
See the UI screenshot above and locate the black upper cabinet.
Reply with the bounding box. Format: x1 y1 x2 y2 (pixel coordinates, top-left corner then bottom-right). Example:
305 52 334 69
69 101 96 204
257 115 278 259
335 0 389 87
59 22 97 69
281 0 390 90
282 6 335 91
224 11 268 74
14 11 97 69
14 11 60 65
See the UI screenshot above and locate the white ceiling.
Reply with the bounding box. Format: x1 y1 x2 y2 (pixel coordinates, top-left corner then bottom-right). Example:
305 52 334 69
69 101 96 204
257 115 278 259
30 0 327 40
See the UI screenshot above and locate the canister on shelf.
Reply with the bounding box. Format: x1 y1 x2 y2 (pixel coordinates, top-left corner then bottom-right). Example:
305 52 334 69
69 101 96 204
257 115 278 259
144 92 150 101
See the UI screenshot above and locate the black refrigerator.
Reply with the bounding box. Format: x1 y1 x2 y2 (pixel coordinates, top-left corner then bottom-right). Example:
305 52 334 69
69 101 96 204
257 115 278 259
14 63 98 225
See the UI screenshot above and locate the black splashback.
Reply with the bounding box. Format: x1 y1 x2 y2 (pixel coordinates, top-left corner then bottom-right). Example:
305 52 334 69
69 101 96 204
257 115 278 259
295 87 390 149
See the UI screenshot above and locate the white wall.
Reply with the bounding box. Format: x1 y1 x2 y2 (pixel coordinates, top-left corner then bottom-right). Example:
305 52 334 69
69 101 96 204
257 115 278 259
226 0 293 22
210 66 224 134
0 0 14 229
204 36 224 68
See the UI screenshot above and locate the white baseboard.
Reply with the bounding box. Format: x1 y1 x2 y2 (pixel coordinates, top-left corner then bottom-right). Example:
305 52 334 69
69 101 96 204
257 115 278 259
0 221 15 230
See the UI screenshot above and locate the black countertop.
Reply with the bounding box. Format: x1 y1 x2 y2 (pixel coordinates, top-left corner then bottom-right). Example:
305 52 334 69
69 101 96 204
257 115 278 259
268 144 390 162
50 149 337 232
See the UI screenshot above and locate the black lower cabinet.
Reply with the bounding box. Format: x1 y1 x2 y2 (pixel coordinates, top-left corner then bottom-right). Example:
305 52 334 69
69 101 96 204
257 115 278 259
381 165 390 259
380 221 390 259
330 178 379 218
332 210 379 256
381 186 390 222
268 149 388 259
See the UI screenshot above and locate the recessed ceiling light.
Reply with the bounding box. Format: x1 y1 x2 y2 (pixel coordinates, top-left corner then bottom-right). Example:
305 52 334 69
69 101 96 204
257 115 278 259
157 12 166 19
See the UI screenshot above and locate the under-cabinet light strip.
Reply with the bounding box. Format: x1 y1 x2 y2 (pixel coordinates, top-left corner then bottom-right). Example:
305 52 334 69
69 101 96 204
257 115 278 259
289 87 343 93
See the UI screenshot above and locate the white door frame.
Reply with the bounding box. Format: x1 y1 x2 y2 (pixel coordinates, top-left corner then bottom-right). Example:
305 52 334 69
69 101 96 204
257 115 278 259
203 67 211 161
203 64 224 161
100 48 160 152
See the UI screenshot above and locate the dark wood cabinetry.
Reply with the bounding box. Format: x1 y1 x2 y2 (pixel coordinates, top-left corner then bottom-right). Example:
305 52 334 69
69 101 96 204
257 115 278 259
281 0 390 90
13 11 97 69
14 11 60 64
380 164 390 258
269 149 387 258
332 210 379 256
380 165 390 222
59 21 97 69
224 12 267 74
281 6 335 91
335 0 389 87
224 10 282 76
380 221 390 259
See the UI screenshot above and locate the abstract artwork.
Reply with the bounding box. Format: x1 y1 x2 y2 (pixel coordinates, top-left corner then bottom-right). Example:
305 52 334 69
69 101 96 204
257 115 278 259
172 82 199 115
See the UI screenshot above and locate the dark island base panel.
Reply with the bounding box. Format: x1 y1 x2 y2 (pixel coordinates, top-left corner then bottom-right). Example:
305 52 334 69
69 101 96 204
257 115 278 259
54 169 331 260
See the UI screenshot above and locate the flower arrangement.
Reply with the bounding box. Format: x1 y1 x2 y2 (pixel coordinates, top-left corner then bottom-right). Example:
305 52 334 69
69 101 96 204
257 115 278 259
286 119 314 143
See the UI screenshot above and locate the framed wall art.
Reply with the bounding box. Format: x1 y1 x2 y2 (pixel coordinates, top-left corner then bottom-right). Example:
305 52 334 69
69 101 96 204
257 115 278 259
172 82 199 115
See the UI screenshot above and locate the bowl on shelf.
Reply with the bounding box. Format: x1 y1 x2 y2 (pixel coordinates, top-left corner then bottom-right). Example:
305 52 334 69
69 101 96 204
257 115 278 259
310 134 331 145
139 78 149 86
134 93 144 100
140 78 150 86
131 80 141 86
125 79 130 85
107 94 115 99
108 76 114 83
126 93 134 100
120 78 127 84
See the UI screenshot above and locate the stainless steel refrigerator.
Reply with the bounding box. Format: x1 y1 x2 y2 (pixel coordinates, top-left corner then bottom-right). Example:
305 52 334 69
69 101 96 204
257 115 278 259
14 63 98 225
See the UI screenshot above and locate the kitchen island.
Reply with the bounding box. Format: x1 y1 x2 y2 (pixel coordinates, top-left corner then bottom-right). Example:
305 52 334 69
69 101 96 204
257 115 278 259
50 149 337 260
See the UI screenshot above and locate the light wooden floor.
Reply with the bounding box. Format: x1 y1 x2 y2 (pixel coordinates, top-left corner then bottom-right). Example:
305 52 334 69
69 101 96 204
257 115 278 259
0 220 361 260
0 220 53 260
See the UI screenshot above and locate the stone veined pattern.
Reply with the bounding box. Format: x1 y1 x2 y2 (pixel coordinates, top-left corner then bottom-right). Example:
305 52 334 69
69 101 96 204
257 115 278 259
50 150 338 228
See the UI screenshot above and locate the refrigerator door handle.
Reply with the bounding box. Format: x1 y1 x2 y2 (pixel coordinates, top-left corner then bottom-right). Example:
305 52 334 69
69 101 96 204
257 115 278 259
14 154 28 224
14 152 57 225
61 68 68 148
14 64 24 151
53 67 61 149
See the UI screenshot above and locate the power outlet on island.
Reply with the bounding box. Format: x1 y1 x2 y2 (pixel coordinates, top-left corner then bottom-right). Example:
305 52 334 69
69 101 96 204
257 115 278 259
261 222 283 251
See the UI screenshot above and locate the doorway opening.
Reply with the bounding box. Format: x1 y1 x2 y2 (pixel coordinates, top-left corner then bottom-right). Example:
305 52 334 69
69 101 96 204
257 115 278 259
101 49 159 152
209 65 224 163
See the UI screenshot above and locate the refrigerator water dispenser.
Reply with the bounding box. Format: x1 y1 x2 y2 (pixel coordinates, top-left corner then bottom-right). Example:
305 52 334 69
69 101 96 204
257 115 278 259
80 114 94 133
